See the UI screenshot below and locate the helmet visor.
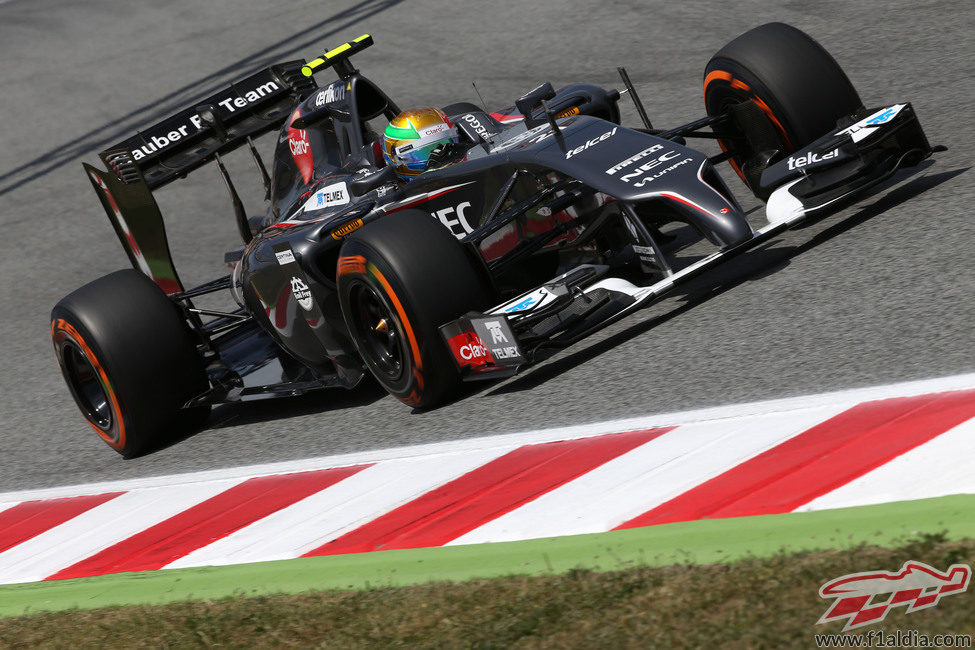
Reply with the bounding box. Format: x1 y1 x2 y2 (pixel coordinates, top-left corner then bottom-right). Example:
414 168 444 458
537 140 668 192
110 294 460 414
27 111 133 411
393 127 458 171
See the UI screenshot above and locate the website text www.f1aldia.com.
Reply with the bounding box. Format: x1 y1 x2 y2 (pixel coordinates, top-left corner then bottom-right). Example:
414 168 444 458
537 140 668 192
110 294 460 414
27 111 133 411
815 629 972 648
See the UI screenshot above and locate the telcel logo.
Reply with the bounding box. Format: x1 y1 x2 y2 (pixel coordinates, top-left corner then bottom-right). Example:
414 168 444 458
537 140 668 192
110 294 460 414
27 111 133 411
787 148 839 170
565 127 617 159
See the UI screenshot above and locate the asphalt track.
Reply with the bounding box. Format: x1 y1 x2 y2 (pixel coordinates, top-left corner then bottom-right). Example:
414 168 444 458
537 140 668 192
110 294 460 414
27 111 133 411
0 0 972 491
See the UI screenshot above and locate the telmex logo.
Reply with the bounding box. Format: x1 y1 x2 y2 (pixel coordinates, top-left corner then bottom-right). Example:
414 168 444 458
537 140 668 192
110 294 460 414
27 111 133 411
817 560 971 631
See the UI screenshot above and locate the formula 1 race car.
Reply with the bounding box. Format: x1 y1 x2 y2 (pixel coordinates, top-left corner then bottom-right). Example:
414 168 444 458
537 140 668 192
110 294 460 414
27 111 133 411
51 24 941 456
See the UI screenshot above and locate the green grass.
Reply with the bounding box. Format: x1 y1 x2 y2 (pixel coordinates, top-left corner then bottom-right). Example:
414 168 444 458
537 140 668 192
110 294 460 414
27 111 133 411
0 534 972 649
0 495 973 647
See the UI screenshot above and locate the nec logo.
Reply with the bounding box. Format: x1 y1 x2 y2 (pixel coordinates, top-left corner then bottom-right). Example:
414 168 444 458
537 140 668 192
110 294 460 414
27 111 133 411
432 202 475 239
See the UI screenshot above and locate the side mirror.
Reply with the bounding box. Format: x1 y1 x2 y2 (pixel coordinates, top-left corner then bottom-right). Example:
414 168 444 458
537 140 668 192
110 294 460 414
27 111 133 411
349 165 397 195
516 82 556 126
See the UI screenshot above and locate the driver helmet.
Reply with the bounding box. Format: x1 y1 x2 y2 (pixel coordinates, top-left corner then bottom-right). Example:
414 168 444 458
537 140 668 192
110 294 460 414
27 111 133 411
382 107 459 178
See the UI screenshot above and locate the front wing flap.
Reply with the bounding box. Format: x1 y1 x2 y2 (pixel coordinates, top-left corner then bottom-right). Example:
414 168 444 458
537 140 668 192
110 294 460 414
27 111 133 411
439 265 638 378
440 315 525 379
761 103 939 225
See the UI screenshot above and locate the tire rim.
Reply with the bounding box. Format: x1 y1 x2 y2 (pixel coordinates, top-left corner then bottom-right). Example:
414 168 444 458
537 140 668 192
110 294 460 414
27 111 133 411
348 280 406 382
60 340 113 431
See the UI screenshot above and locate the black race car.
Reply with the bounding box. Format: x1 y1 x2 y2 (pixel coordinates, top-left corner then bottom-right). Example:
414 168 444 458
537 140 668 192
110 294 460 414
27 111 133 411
52 24 941 456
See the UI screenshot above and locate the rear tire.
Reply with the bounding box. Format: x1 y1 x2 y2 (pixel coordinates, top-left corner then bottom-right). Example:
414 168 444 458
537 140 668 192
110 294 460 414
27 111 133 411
51 270 210 457
704 22 863 198
337 210 494 408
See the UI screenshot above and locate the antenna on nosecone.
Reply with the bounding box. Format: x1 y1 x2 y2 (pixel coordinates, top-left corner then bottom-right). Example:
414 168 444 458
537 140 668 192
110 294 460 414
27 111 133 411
472 81 488 112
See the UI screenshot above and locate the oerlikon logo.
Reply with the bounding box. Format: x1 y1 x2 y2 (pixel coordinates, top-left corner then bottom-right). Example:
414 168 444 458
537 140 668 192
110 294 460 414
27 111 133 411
817 561 970 631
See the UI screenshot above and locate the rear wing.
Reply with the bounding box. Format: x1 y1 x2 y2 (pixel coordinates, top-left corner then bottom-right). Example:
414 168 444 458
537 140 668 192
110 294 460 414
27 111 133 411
99 61 315 191
83 61 314 295
84 36 377 297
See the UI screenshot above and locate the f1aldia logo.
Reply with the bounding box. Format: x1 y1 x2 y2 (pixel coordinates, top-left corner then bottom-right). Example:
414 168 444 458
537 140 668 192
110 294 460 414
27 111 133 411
290 276 314 311
817 560 971 631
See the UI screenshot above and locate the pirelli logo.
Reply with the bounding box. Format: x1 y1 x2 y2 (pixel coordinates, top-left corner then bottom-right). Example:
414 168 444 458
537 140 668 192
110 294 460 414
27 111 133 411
330 218 364 240
555 106 580 118
337 254 367 276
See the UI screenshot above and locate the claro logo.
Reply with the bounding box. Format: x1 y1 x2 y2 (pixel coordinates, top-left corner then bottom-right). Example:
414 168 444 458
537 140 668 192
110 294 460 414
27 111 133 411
289 132 310 156
447 332 494 367
459 343 489 360
287 115 314 184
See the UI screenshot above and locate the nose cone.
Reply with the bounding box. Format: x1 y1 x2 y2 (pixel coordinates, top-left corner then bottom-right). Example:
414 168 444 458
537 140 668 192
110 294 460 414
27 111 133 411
529 120 750 247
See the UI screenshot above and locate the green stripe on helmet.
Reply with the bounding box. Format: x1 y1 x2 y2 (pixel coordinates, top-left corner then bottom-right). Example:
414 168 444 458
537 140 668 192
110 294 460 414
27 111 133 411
384 121 420 140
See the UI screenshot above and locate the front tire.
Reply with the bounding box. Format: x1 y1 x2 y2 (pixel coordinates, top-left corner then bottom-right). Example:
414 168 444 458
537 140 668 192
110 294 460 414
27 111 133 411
337 210 494 408
704 22 864 198
51 270 210 457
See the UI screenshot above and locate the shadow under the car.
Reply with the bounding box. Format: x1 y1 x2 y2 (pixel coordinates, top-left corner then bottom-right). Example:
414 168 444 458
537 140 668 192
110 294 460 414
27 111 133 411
484 165 969 397
130 379 390 457
205 379 389 430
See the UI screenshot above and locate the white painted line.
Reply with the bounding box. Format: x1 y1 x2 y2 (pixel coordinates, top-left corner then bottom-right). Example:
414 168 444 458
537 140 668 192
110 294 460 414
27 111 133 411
165 446 515 569
3 372 974 504
796 417 975 512
0 478 243 585
448 404 849 545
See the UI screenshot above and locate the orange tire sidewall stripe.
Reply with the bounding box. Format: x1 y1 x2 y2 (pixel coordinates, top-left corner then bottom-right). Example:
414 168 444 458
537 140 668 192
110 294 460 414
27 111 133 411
704 68 796 180
337 255 367 277
51 318 127 450
367 262 423 374
703 69 732 93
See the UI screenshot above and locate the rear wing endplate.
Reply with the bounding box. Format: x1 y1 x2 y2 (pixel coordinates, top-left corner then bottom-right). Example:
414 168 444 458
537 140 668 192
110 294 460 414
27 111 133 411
83 162 186 294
